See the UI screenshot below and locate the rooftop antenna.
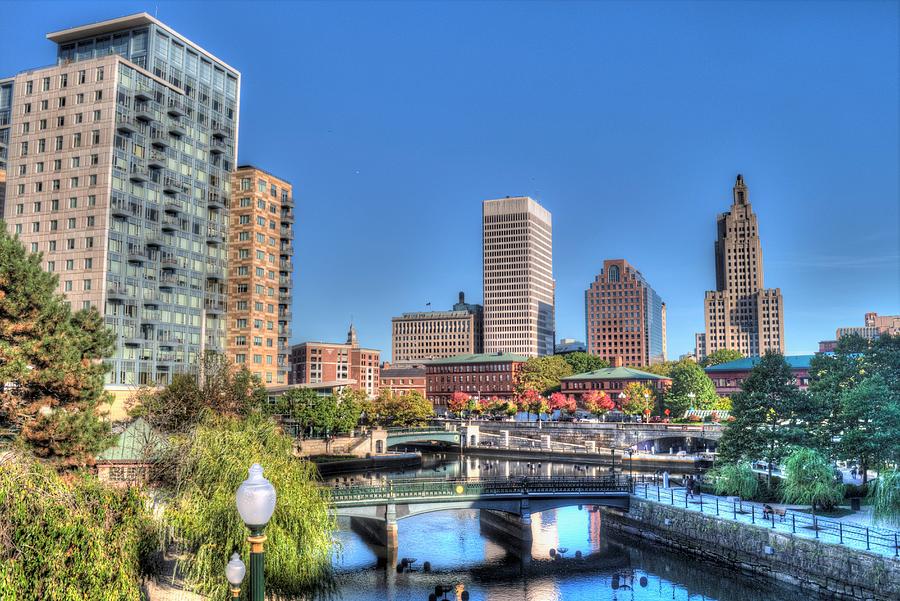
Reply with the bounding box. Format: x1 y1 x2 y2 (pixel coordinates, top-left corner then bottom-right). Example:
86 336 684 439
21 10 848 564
155 4 159 18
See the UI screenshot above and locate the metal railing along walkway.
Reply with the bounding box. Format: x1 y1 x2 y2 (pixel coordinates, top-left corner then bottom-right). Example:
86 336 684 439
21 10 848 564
633 481 900 558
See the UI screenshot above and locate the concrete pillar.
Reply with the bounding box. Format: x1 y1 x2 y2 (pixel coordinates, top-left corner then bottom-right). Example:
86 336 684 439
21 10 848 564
385 503 398 551
501 430 510 449
585 440 597 453
541 434 551 450
461 425 480 448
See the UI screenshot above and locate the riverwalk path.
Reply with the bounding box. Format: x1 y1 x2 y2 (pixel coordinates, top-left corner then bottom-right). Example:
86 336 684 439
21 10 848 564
633 481 900 558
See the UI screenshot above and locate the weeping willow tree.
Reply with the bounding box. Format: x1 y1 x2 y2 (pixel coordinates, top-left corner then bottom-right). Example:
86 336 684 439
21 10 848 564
162 414 334 600
869 469 900 526
781 447 844 515
708 462 759 499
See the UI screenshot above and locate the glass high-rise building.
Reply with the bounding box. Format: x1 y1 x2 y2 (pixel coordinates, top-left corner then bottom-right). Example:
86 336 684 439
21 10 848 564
2 13 240 387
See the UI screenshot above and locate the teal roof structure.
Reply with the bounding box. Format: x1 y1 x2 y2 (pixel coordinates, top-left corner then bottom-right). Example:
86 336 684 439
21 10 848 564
704 355 815 372
97 418 161 462
561 367 670 381
427 352 529 365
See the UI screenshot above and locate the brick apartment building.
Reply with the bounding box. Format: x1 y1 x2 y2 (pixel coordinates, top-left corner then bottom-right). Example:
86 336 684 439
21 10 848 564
379 363 426 398
425 352 527 413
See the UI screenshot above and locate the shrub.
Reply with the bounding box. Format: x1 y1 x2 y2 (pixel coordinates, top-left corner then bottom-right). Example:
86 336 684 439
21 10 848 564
0 456 154 600
869 469 900 526
708 462 759 499
782 447 844 512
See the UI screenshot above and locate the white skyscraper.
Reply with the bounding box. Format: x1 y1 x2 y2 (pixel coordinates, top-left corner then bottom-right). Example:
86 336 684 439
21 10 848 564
482 196 555 357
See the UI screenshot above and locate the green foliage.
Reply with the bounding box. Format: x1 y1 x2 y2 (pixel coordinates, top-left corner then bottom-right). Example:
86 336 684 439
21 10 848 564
515 355 573 395
637 361 678 377
781 447 844 512
708 462 759 499
0 456 155 600
620 382 654 417
162 414 334 600
701 349 744 368
664 359 718 415
561 352 609 375
368 390 434 427
838 374 900 474
718 353 812 477
273 387 364 436
0 227 115 467
130 352 266 434
869 469 900 526
711 396 733 411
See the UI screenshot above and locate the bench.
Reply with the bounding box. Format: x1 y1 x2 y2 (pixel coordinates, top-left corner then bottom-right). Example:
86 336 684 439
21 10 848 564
763 505 787 521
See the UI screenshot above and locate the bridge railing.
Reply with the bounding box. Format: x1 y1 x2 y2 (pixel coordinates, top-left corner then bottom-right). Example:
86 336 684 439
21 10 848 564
329 475 632 503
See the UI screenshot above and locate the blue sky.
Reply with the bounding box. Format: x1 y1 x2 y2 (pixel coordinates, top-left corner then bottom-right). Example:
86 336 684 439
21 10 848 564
2 1 897 359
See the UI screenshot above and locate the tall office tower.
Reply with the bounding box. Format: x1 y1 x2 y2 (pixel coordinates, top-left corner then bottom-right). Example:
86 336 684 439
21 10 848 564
702 175 784 359
2 14 240 386
227 166 294 386
391 291 483 365
584 259 665 367
482 196 555 357
0 78 11 172
661 302 667 361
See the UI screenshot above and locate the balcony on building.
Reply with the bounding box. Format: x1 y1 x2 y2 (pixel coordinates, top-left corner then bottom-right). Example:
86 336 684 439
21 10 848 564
116 111 139 133
107 282 129 301
207 191 225 210
282 195 294 208
147 149 166 169
206 225 223 245
158 272 178 290
127 246 147 264
134 101 155 123
162 171 184 195
280 244 294 256
280 208 294 223
166 97 186 117
279 224 292 238
204 299 225 315
129 161 150 183
134 82 154 101
210 121 232 139
145 227 164 248
279 259 291 271
150 129 169 148
110 193 130 218
209 137 226 155
168 117 186 137
160 214 180 231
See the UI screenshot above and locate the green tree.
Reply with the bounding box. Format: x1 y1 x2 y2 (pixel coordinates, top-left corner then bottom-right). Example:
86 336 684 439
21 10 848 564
130 352 265 434
701 349 744 368
781 447 844 514
869 469 900 526
162 414 333 600
620 382 654 420
0 228 115 468
838 374 900 483
664 359 718 416
515 355 573 395
370 390 434 427
708 462 759 499
717 353 810 484
637 361 678 377
561 352 609 375
0 456 155 600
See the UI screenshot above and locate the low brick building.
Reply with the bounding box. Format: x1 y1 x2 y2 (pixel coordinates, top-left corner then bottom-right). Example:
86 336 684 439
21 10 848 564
426 352 527 413
704 354 813 397
379 363 426 398
560 367 671 396
289 324 380 398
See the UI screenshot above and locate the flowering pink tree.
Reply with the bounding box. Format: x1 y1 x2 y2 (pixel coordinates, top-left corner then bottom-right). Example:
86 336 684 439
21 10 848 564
549 392 576 415
448 391 471 416
516 388 548 422
583 390 615 419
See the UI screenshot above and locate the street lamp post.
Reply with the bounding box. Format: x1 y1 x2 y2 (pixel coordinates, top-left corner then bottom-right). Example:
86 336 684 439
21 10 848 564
225 553 246 598
236 464 277 601
627 448 635 481
687 392 696 412
618 392 627 421
643 392 651 423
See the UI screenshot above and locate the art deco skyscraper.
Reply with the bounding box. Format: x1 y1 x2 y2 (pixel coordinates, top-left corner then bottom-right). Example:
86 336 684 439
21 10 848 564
701 175 785 358
483 196 555 357
2 14 239 387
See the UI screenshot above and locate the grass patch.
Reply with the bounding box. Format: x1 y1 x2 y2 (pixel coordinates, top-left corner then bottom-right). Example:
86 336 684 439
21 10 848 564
792 506 856 518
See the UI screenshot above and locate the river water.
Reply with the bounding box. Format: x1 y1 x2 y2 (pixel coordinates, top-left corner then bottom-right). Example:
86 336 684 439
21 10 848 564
321 453 808 601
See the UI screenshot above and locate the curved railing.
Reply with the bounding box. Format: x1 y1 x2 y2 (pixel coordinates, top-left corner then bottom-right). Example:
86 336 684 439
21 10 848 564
329 475 631 504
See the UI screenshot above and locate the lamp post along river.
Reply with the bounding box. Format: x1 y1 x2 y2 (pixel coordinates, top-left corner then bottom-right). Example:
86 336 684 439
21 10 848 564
236 463 277 601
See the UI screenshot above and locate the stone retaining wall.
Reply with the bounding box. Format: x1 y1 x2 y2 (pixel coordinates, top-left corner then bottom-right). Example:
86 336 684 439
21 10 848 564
600 497 900 601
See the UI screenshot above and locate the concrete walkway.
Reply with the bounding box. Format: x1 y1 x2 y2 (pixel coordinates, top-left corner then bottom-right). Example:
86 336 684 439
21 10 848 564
633 482 900 558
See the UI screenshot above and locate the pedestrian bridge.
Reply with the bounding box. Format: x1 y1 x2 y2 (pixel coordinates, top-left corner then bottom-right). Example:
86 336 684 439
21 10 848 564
329 475 632 550
385 427 461 448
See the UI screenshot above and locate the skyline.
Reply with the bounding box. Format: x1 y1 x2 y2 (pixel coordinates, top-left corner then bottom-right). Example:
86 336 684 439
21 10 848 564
0 1 897 359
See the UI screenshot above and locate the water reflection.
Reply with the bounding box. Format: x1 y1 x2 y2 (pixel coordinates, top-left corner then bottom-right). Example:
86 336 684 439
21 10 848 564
321 454 809 601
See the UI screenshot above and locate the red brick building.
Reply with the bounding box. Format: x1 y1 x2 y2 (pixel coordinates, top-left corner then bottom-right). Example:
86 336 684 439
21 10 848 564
289 324 380 398
426 352 527 413
379 363 426 398
560 367 671 397
704 355 813 397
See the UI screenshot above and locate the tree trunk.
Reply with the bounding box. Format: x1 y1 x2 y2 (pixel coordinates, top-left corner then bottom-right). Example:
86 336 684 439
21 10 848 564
862 458 868 485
